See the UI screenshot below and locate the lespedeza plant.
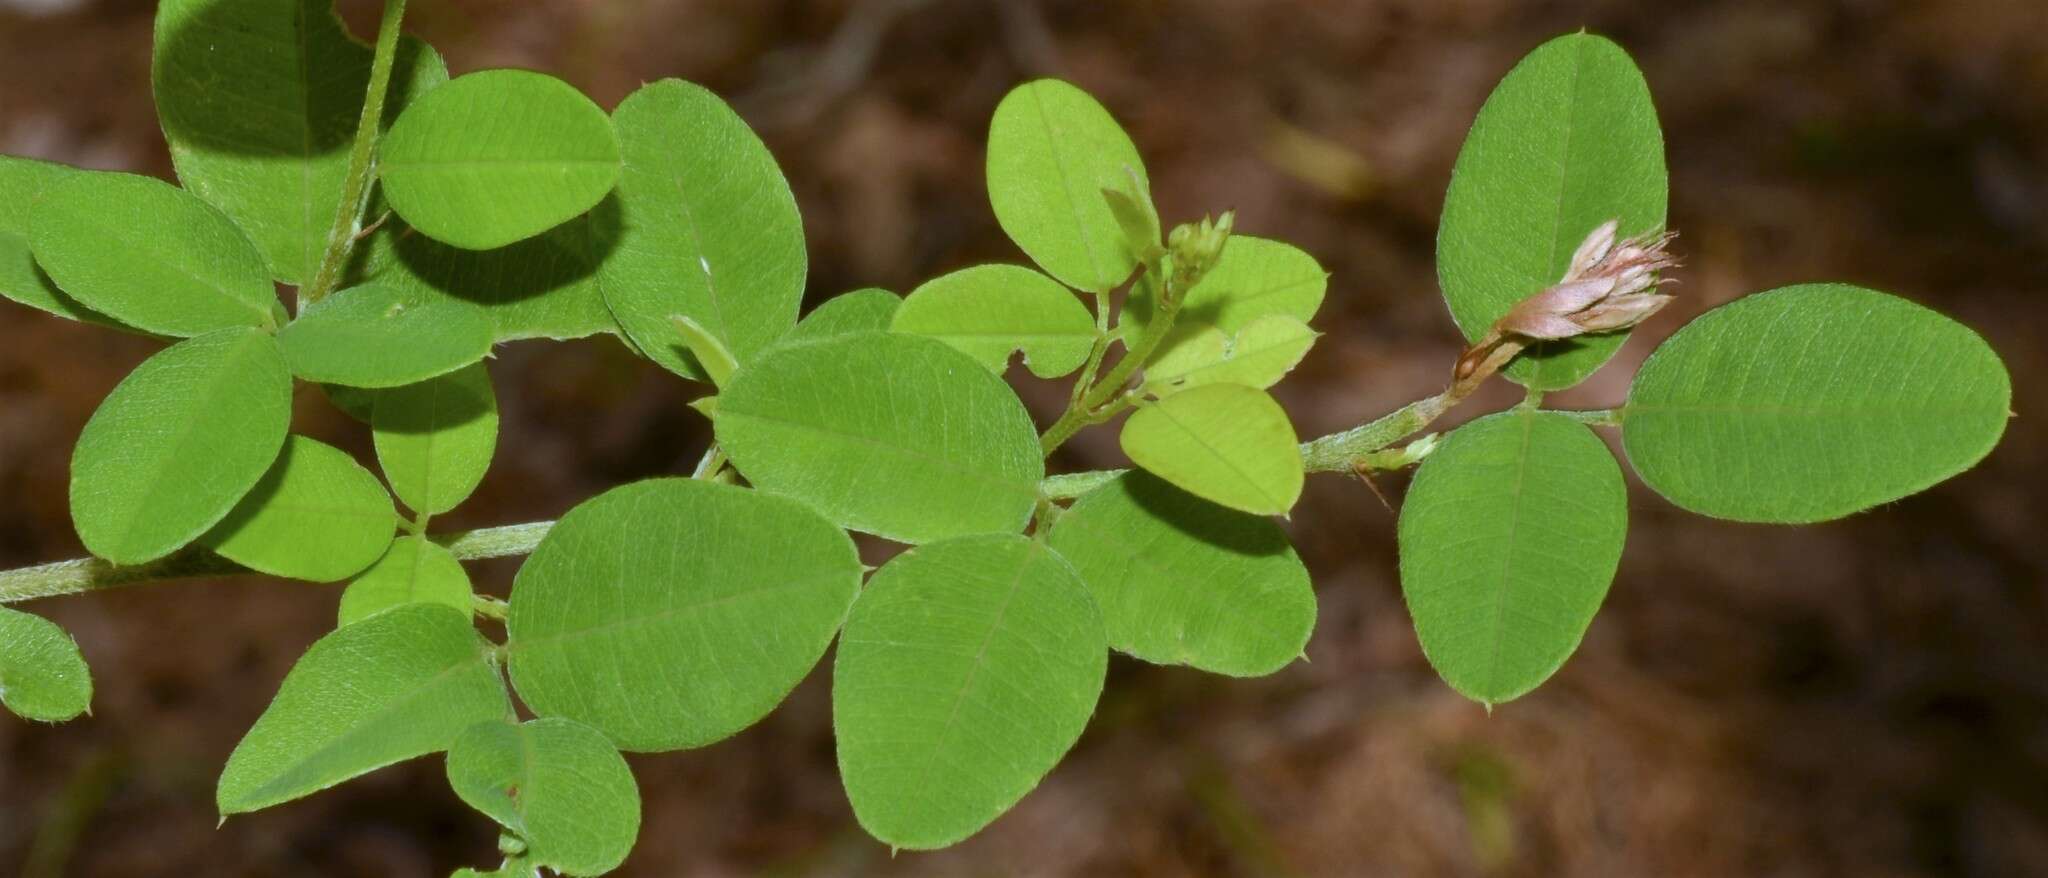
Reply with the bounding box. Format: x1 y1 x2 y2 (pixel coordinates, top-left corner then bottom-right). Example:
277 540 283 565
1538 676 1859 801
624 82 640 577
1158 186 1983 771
0 4 2012 873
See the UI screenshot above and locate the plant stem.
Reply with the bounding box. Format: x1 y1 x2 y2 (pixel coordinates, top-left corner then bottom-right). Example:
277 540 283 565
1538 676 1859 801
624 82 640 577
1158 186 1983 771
0 372 1500 605
0 520 552 606
1549 407 1623 427
300 0 409 308
1040 276 1182 456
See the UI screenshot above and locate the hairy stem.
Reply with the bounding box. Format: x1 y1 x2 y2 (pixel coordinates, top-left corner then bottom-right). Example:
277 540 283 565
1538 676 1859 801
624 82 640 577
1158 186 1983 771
300 0 409 308
0 520 552 606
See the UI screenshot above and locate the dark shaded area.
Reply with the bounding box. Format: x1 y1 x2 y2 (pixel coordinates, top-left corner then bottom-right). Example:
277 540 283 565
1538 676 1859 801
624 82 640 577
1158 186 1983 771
1 0 2044 875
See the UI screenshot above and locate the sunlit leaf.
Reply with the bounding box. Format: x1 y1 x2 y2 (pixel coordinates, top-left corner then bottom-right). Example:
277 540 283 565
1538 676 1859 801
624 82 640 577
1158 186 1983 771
200 436 396 583
1047 472 1314 676
1437 33 1667 391
338 536 473 626
986 79 1151 293
153 0 447 282
447 718 640 877
1121 236 1325 340
1398 410 1626 704
217 604 510 814
278 283 493 388
1623 283 2011 523
834 535 1105 849
30 172 280 336
372 363 498 517
0 607 92 723
601 79 805 380
507 479 860 751
1120 384 1302 516
1143 315 1317 396
380 69 619 250
891 264 1097 378
716 332 1042 543
71 328 292 565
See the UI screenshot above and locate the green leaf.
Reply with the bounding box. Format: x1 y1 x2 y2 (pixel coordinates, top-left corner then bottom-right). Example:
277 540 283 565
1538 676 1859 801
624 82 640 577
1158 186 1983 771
834 534 1106 849
1120 384 1302 516
1143 315 1318 396
1623 283 2011 523
1397 410 1626 704
153 0 448 282
890 264 1097 378
1121 236 1326 339
601 79 806 380
785 288 900 344
669 315 737 387
338 536 474 626
507 479 861 752
380 69 620 250
0 607 92 723
986 79 1152 293
278 283 494 388
1437 33 1667 391
1046 472 1314 676
0 156 123 327
350 192 623 342
446 719 641 877
716 332 1043 543
30 172 280 336
71 328 292 565
372 363 498 517
217 604 511 815
199 436 396 583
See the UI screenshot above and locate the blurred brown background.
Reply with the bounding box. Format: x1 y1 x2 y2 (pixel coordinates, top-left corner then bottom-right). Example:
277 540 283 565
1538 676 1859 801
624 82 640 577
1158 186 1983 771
2 0 2044 875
